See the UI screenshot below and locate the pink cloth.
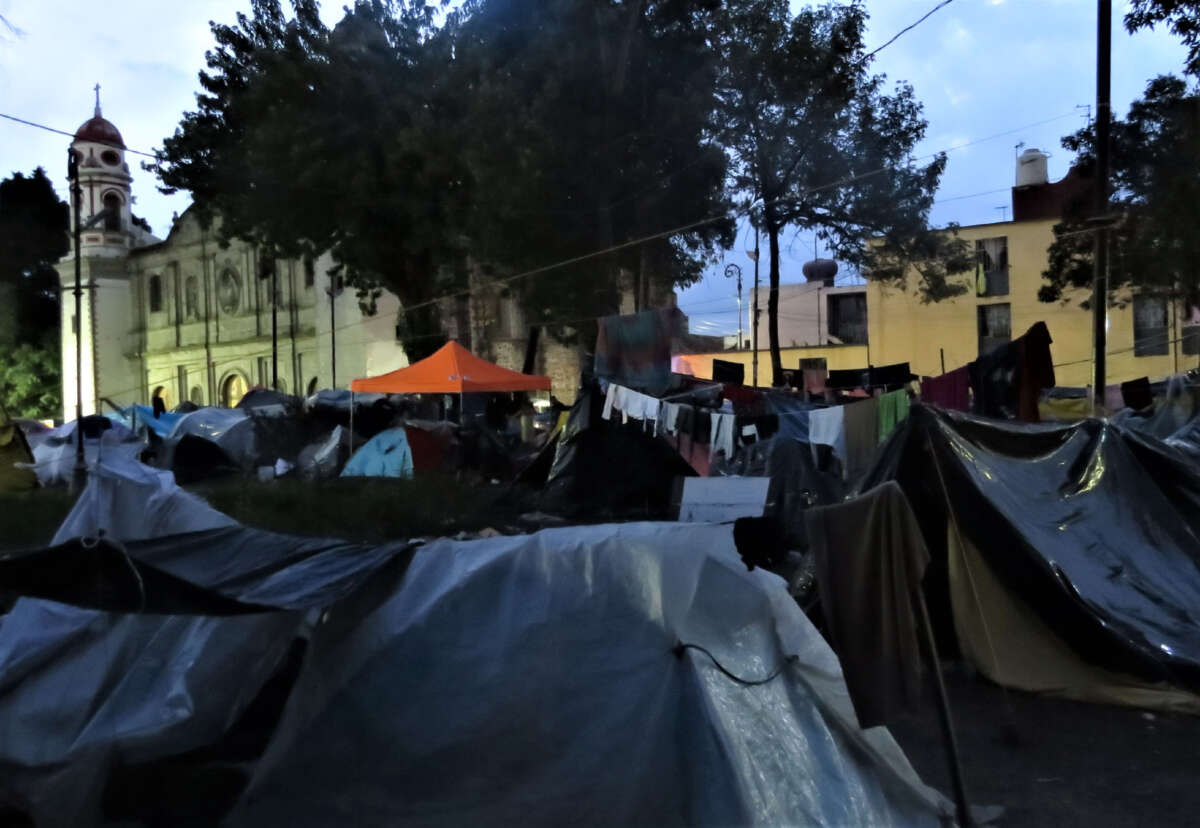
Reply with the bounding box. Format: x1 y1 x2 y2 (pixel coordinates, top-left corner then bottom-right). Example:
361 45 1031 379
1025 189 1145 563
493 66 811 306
920 367 970 411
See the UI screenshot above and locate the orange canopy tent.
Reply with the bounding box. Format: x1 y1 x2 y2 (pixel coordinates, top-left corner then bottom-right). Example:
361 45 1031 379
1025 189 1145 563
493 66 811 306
349 341 551 394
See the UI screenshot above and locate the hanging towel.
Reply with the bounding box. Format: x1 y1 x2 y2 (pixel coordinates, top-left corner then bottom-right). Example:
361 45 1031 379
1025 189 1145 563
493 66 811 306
842 397 880 481
877 389 911 444
808 406 846 470
709 412 736 461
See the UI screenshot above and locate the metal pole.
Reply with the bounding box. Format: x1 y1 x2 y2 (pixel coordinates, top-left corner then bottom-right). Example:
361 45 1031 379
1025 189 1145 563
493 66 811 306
752 229 760 388
940 347 946 375
1091 0 1111 404
68 148 86 494
271 255 279 390
330 279 338 389
737 274 743 351
916 586 975 828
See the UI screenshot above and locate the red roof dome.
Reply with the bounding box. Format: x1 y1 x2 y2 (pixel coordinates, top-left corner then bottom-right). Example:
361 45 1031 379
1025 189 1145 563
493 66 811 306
74 116 124 148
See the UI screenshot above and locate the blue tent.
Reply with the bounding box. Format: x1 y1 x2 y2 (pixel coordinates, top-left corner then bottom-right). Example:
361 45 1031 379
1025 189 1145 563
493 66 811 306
340 428 414 479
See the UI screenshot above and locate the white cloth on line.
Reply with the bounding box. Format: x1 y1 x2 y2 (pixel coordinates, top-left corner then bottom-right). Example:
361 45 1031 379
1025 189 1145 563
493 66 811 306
808 406 846 470
602 382 618 421
662 402 681 435
709 412 736 461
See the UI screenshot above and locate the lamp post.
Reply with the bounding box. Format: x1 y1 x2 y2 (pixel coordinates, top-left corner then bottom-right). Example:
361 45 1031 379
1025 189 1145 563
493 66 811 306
67 148 86 494
724 263 743 350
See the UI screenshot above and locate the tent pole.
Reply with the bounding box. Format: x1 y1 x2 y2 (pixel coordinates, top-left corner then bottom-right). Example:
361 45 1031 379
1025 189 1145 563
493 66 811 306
349 391 354 454
916 585 974 828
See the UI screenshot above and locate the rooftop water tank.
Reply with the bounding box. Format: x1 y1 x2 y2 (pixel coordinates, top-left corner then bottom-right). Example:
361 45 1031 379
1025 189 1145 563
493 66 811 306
1016 148 1049 187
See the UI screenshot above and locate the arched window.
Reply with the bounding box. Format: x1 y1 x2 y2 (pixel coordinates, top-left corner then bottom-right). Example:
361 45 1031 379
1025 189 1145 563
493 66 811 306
220 372 249 408
148 275 163 313
184 276 199 319
103 191 122 232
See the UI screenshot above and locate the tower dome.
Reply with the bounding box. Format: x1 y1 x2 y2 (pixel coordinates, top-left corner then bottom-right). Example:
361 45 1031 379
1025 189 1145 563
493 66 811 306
74 115 124 148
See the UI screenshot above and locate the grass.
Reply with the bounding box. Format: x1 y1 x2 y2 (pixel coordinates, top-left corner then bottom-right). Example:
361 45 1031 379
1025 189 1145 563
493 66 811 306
0 474 532 553
193 474 531 543
0 488 76 552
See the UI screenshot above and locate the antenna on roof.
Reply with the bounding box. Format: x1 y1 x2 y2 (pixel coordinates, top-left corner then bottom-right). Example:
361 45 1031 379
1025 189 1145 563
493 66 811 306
995 205 1009 221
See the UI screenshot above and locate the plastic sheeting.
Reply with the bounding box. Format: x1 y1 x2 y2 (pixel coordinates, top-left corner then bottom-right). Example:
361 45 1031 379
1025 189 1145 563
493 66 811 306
25 417 144 486
0 520 411 825
230 522 950 826
52 455 236 544
857 404 1200 702
340 427 414 478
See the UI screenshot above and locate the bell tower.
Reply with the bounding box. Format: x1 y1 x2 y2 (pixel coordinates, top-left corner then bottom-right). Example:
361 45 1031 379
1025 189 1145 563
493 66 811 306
69 84 133 258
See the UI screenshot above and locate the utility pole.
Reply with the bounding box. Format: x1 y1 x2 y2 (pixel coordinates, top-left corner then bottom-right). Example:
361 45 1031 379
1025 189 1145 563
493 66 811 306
750 228 760 387
67 147 86 494
724 263 743 351
1092 0 1112 405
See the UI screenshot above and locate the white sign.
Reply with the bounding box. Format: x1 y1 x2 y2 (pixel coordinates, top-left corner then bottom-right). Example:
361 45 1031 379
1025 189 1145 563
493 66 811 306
679 477 771 523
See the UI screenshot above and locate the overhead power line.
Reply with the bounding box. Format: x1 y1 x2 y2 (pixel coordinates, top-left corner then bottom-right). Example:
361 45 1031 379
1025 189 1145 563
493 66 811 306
861 0 955 63
0 112 157 158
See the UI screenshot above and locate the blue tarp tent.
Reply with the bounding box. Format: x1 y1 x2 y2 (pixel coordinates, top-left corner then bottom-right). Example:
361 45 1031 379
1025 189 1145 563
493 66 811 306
340 428 414 479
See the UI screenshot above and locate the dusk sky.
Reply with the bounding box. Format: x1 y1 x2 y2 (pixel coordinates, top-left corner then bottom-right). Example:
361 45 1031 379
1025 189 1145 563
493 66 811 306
0 1 1190 335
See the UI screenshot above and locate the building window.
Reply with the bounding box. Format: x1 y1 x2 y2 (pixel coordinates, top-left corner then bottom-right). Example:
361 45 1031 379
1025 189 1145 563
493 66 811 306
304 256 315 288
221 372 249 408
827 292 868 345
975 237 1009 297
184 276 199 319
1183 324 1200 356
977 303 1012 356
1133 295 1169 356
148 275 163 313
102 192 122 232
217 268 241 315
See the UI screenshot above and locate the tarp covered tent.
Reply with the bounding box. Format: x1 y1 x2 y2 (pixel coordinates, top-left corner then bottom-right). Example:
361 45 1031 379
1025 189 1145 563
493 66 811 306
155 406 316 483
0 457 410 827
27 416 144 486
0 422 36 492
340 427 414 478
539 383 696 518
350 340 551 394
229 521 953 826
0 515 956 825
854 404 1200 712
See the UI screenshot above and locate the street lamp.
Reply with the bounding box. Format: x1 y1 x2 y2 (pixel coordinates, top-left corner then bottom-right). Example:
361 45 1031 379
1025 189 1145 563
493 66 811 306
723 263 743 350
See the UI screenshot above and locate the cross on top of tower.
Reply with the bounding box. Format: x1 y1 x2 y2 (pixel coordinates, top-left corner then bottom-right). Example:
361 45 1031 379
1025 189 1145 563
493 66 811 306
94 83 101 118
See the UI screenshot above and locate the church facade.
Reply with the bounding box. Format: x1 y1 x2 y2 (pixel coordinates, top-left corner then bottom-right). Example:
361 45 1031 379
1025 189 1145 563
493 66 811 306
57 102 417 419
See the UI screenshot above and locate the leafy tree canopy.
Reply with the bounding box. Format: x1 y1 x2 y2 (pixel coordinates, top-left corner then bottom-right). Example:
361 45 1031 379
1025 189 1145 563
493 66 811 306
1127 0 1200 78
0 343 60 419
0 167 68 346
1040 75 1200 306
716 0 970 383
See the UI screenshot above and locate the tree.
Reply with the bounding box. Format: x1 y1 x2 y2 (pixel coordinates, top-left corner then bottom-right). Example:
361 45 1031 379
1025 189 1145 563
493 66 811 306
717 0 970 385
448 0 733 339
1126 1 1200 78
0 343 60 419
150 0 469 359
0 167 68 347
1040 75 1200 306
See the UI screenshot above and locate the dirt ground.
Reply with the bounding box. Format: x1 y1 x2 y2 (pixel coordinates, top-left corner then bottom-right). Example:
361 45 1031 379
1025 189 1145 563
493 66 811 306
888 665 1200 827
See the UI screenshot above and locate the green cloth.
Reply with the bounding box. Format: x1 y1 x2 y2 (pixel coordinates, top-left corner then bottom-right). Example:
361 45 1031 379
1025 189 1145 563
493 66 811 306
877 389 911 444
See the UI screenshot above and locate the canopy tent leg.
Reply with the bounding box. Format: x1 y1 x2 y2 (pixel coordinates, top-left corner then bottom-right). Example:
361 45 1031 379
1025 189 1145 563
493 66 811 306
349 391 354 455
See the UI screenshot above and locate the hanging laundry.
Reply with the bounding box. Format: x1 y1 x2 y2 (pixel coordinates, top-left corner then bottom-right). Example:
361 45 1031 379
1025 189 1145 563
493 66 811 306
877 389 911 443
868 363 915 390
842 397 880 480
709 412 736 461
808 406 846 471
920 367 970 411
968 321 1054 422
827 368 869 390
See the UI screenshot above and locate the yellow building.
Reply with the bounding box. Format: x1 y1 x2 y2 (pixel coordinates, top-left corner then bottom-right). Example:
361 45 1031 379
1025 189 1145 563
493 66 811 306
679 153 1198 390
